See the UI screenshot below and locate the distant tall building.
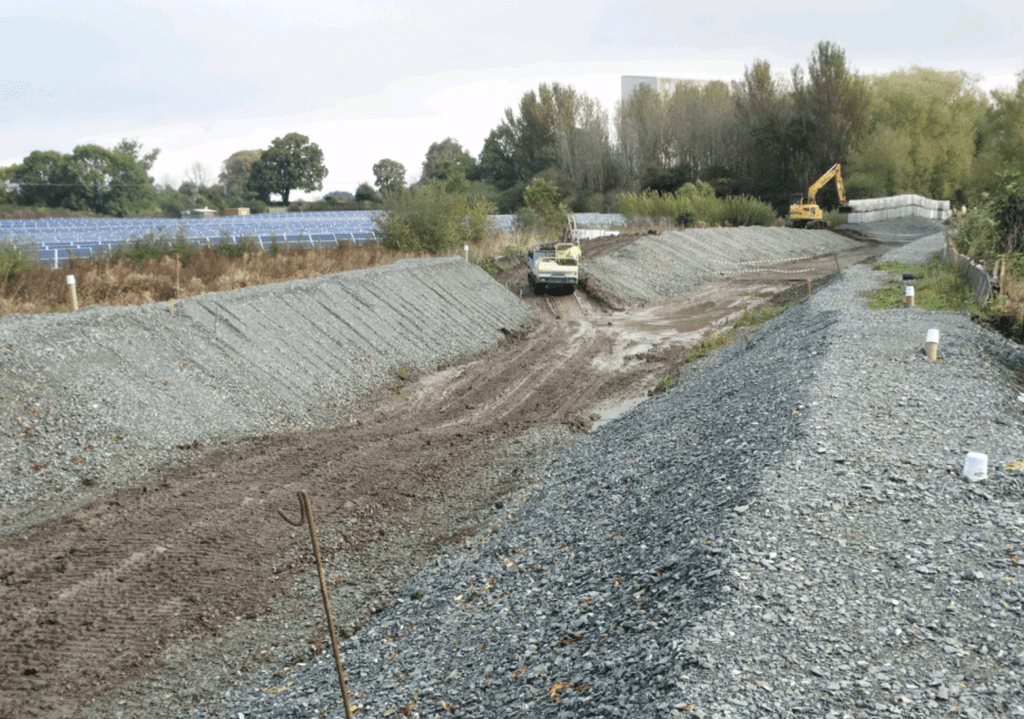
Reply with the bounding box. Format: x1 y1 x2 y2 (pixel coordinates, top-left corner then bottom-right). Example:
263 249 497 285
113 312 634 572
621 75 704 103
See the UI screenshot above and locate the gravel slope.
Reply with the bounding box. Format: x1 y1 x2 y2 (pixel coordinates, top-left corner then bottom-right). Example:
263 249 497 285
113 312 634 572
584 226 866 303
0 257 532 534
190 232 1024 719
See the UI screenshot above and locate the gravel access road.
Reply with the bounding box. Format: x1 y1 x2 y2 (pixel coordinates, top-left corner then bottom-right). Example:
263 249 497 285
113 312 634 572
188 230 1024 719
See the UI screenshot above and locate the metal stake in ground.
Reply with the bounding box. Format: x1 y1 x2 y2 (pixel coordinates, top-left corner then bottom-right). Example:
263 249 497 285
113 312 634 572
278 491 353 719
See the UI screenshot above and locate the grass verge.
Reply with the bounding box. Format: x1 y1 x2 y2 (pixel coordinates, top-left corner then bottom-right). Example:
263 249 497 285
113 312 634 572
866 258 979 312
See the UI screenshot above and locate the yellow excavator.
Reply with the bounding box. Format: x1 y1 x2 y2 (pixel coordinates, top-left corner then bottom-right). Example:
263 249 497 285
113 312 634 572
788 163 851 228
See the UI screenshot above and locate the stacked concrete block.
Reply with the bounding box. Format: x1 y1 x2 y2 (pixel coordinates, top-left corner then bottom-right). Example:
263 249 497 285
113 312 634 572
846 195 952 224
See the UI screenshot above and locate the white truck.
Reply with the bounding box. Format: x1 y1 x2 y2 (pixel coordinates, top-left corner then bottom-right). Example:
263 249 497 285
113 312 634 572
527 242 581 294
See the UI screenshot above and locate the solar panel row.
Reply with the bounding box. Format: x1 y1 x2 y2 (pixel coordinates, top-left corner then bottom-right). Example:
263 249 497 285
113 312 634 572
1 212 627 263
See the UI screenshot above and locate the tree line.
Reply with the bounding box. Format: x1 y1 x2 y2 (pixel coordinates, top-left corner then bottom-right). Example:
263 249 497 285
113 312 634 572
2 41 1022 222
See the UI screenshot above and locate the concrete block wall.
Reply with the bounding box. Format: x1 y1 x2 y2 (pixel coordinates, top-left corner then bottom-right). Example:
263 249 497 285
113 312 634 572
846 194 952 224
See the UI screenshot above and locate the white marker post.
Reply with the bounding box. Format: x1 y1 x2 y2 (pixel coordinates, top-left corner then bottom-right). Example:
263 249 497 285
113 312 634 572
925 328 939 361
464 244 469 262
905 285 915 307
66 275 78 312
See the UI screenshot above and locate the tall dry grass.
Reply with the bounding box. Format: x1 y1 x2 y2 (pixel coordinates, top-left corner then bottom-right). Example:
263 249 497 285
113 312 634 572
468 229 555 263
0 243 427 317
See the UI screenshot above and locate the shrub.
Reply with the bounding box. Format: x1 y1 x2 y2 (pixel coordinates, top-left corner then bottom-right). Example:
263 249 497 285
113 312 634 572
515 178 566 234
951 205 1000 260
614 184 776 227
216 234 261 258
375 181 495 253
720 195 777 227
0 239 35 280
110 224 198 264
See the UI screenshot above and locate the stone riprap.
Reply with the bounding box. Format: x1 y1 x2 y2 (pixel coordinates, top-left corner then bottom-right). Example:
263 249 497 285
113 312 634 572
0 257 533 532
584 226 865 303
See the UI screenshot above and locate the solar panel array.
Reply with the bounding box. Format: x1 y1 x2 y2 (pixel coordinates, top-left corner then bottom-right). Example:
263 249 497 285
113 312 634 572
0 212 628 264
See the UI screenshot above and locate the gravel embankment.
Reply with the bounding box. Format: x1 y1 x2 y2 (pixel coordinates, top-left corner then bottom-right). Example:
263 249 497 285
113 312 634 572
841 216 951 244
584 226 867 302
190 231 1024 719
0 257 533 534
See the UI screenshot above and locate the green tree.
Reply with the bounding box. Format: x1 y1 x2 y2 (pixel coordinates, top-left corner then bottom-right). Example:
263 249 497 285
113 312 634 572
372 158 406 194
849 67 984 200
421 138 477 182
63 144 155 215
219 149 262 201
972 71 1024 201
247 133 328 204
733 59 793 207
790 41 870 190
355 182 383 204
664 80 741 185
101 149 158 216
0 165 19 204
479 83 612 206
15 145 155 215
112 138 160 172
478 124 520 192
12 150 66 206
156 182 190 218
616 84 672 189
616 80 740 195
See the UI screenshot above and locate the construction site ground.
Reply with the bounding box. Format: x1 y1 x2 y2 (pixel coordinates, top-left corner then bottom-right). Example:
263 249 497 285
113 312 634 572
1 226 900 719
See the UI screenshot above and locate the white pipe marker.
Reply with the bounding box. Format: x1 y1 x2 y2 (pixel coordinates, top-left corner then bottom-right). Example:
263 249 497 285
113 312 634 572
925 328 939 361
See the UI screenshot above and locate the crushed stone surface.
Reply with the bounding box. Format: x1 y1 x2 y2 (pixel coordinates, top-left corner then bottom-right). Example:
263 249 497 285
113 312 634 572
584 226 867 303
187 230 1024 719
4 224 1023 719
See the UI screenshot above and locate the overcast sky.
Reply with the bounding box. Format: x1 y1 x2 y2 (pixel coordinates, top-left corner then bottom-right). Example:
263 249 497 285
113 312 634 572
2 0 1022 199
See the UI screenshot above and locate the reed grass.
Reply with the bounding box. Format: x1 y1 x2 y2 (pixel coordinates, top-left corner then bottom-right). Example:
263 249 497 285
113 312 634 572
0 243 427 317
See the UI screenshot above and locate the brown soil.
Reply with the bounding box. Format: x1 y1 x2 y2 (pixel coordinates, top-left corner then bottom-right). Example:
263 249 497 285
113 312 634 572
0 230 885 719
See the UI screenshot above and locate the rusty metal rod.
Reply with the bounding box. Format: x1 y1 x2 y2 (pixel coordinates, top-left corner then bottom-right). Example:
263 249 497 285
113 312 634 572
279 491 353 719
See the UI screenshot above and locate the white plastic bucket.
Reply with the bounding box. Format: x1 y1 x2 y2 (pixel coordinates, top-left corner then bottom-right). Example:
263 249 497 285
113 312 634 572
962 452 988 480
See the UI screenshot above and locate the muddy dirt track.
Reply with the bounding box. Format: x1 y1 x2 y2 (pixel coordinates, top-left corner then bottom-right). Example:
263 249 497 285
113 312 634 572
0 230 888 719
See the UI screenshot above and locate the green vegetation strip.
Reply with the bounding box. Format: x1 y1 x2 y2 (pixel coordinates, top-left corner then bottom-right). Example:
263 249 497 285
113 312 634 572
866 258 979 313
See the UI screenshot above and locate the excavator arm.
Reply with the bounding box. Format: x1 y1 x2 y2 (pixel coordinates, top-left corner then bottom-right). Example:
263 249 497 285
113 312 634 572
806 163 846 205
